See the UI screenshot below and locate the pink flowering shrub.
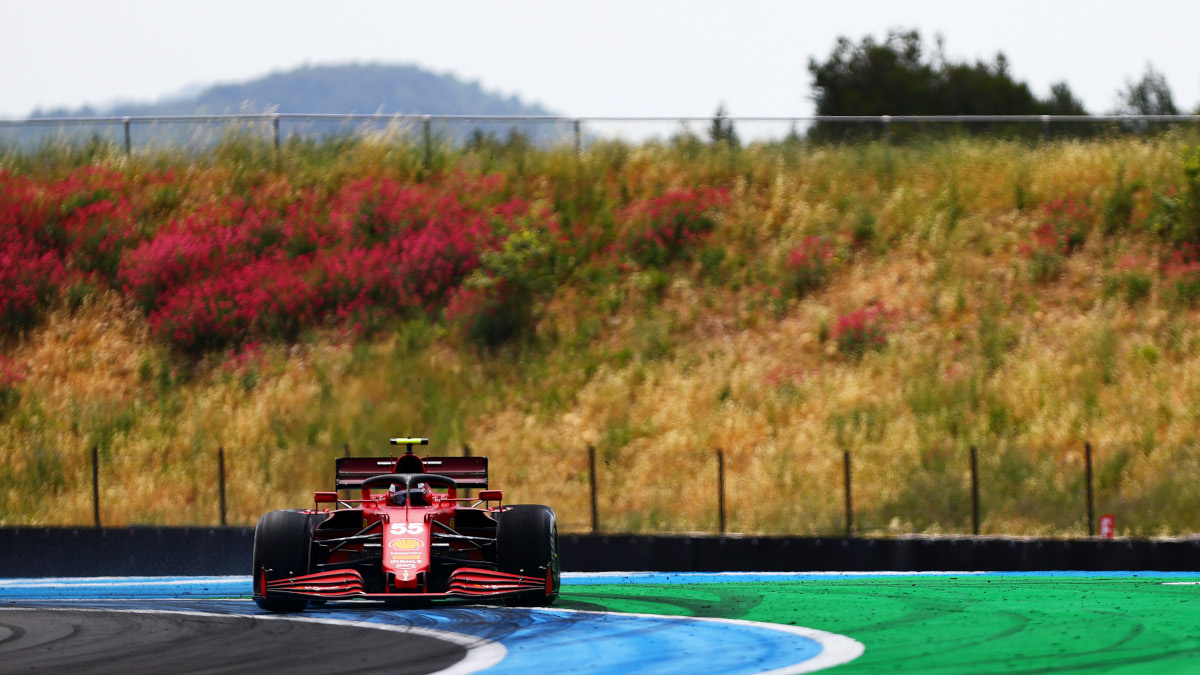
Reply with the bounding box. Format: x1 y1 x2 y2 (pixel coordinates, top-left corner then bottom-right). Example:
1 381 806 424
62 197 140 280
785 236 835 297
0 166 726 353
0 167 185 331
327 176 509 244
616 188 728 267
1163 245 1200 306
0 236 67 332
128 174 535 350
1022 197 1093 282
831 304 895 357
1038 197 1092 253
117 199 312 312
119 220 257 311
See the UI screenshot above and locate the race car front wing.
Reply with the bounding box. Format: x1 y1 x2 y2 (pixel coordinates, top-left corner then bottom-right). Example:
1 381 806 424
259 566 550 600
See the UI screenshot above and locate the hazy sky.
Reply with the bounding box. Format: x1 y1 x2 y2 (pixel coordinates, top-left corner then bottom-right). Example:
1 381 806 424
2 0 1197 120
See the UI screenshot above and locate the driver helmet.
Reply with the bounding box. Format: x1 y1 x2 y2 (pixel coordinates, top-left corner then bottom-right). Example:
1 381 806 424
387 482 432 506
387 483 406 506
410 482 433 506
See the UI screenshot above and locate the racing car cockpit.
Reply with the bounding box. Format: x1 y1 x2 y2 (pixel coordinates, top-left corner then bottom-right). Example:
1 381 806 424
387 482 432 506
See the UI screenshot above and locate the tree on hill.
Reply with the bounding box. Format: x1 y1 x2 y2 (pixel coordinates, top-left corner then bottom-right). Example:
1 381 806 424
708 104 739 147
1114 64 1180 134
1116 64 1179 117
807 29 1088 140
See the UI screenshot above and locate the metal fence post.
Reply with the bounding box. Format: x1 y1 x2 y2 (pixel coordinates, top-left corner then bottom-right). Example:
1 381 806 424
218 447 227 527
1041 115 1050 145
573 119 582 155
970 446 980 535
843 450 853 537
881 115 892 144
1085 442 1095 536
123 117 131 155
423 115 432 170
92 445 101 528
716 448 726 535
272 114 281 172
588 446 599 534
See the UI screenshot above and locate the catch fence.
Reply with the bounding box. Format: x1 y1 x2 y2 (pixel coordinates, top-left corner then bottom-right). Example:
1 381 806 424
71 440 1180 540
3 113 1200 159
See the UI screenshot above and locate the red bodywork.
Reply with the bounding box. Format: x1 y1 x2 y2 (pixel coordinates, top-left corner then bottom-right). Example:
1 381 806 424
254 450 552 603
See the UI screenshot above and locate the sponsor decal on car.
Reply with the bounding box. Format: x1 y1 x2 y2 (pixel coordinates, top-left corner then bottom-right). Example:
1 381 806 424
389 538 422 550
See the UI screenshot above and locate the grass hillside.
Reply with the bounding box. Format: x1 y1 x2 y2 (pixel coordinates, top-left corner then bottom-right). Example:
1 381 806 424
2 130 1200 537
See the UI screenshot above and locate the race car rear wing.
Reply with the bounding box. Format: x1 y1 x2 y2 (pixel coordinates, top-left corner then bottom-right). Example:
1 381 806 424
334 456 489 490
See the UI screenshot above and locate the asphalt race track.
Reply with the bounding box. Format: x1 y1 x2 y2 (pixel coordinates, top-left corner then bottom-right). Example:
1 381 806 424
0 575 861 674
7 572 1200 673
0 606 474 674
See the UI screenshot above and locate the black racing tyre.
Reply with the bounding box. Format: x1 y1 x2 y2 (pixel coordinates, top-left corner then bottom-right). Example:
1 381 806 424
497 504 560 606
252 509 319 612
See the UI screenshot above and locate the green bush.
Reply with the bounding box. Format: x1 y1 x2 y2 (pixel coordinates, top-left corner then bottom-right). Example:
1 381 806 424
832 305 893 358
1103 255 1154 305
450 229 555 348
1184 147 1200 235
1154 147 1200 244
1102 170 1141 235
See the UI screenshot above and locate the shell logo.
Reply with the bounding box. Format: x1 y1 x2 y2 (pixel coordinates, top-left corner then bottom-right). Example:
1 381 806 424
389 538 422 550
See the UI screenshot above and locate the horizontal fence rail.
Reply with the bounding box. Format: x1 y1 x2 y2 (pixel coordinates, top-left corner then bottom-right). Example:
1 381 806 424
5 112 1200 126
2 113 1199 156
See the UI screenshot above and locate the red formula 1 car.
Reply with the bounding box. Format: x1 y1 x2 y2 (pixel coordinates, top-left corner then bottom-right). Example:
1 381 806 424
252 438 559 612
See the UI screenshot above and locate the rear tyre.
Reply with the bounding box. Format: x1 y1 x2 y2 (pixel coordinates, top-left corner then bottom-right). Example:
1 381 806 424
497 504 560 606
252 510 318 612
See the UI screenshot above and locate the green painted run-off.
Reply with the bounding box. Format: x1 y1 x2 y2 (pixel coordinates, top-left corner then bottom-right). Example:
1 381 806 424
559 576 1200 673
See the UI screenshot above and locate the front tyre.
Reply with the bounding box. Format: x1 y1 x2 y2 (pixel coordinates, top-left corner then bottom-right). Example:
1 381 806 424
252 510 318 612
497 504 560 606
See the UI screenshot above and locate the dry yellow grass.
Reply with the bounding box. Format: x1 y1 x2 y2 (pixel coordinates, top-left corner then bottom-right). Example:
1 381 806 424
2 134 1199 538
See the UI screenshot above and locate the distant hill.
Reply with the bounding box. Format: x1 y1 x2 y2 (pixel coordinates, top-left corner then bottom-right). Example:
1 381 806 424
30 63 558 118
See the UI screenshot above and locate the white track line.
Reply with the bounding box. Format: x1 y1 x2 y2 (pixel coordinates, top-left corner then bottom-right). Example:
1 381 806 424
562 570 985 578
2 575 243 584
2 579 242 588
